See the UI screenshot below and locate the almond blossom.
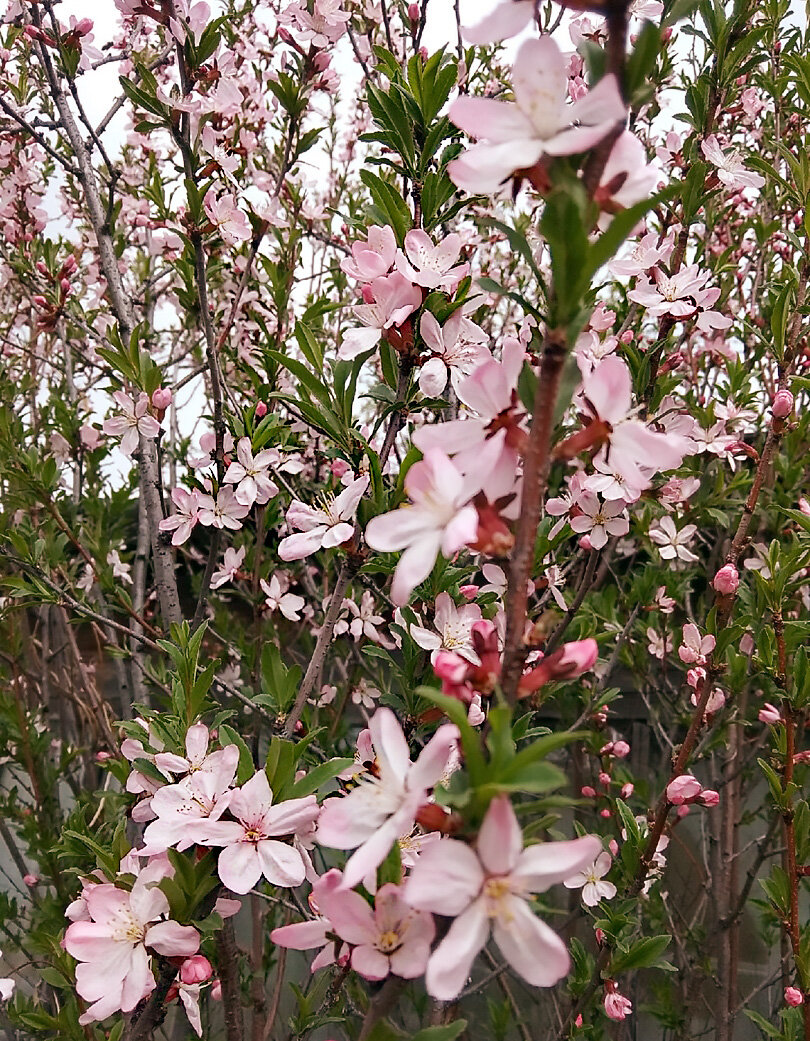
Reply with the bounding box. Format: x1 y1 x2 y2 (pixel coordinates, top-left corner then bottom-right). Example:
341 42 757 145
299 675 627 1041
701 135 765 191
270 868 346 972
462 0 534 43
223 437 280 507
63 858 200 1024
195 771 319 894
678 623 716 665
417 309 490 397
563 851 617 906
197 487 251 530
316 707 459 889
260 573 305 620
448 37 626 195
279 475 368 560
211 545 246 589
569 492 629 550
102 391 161 458
338 273 422 360
203 191 251 246
159 487 202 547
315 879 435 981
364 449 482 606
405 796 602 1000
340 225 397 283
395 230 469 291
649 516 699 562
409 591 483 664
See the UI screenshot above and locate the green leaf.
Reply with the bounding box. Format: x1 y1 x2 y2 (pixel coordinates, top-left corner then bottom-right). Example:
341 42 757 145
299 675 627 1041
289 758 353 799
609 935 672 974
218 724 254 784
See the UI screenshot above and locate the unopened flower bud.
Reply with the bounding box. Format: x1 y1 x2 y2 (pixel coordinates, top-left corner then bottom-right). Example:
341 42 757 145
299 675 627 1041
676 804 690 818
600 807 611 818
152 387 172 410
36 261 49 276
612 740 630 759
255 401 268 418
759 703 782 725
620 782 634 798
459 584 478 599
785 987 804 1007
712 563 739 595
75 18 94 35
740 632 755 655
24 874 38 886
95 751 112 762
699 789 720 807
772 389 794 419
408 3 419 21
211 979 222 1001
578 534 594 551
32 295 49 309
581 785 597 797
180 955 213 984
330 458 349 478
60 277 72 294
598 772 611 786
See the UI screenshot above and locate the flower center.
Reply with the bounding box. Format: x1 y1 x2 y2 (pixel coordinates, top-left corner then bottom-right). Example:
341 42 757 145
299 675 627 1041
244 828 263 843
483 876 513 918
377 930 400 953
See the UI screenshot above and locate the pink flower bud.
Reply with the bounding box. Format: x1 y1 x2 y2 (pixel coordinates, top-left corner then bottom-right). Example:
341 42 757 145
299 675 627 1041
330 458 350 478
799 497 810 517
180 955 213 985
676 804 690 818
32 295 49 309
61 254 78 275
666 774 702 805
211 979 223 1001
24 874 38 886
620 782 634 799
599 772 611 786
612 740 630 759
600 808 612 818
740 632 755 655
604 989 632 1021
36 261 49 276
60 277 72 295
95 751 112 762
152 387 172 410
408 3 419 20
581 786 597 798
313 51 331 71
772 389 794 419
699 789 720 807
712 563 739 595
75 18 94 35
609 839 619 855
759 703 782 725
255 401 268 418
575 1015 583 1028
459 584 478 600
578 534 594 551
785 987 804 1007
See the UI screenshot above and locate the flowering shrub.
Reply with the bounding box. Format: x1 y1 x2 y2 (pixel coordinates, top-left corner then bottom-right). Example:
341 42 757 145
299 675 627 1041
0 1 809 1040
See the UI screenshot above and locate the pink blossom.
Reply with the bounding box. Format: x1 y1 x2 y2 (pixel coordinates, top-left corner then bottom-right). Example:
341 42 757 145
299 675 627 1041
666 774 702 805
196 771 319 894
315 880 435 981
649 516 699 562
64 859 200 1024
604 988 633 1021
203 191 251 246
102 391 161 458
610 230 674 278
340 225 397 283
785 987 804 1007
462 0 534 43
405 796 602 1000
364 449 482 606
223 438 280 507
701 135 765 191
395 230 469 291
678 623 715 665
418 310 489 397
339 273 422 359
563 851 617 906
279 475 368 560
596 132 659 215
409 592 483 664
569 492 629 550
316 708 459 889
448 37 626 195
699 789 720 807
260 573 305 620
159 487 202 547
197 487 251 530
758 703 782 725
576 355 689 489
211 546 246 590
